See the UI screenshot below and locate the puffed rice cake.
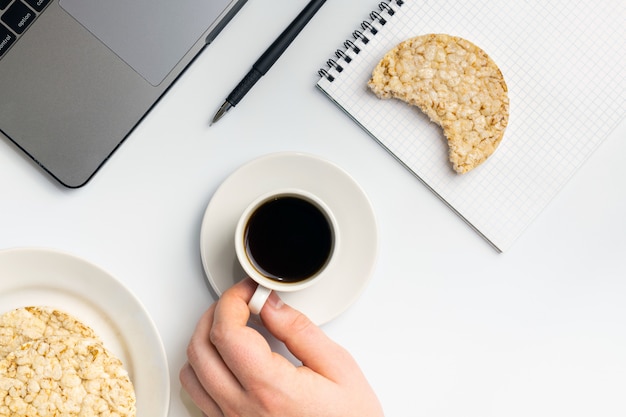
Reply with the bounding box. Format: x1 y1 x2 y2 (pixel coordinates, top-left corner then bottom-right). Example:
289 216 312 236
368 33 509 174
0 336 136 417
0 306 99 360
0 307 136 417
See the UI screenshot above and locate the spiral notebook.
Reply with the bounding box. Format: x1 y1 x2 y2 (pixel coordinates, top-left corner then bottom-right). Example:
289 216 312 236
316 0 626 252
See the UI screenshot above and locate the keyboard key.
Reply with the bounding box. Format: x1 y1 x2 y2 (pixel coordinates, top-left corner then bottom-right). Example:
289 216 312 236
23 0 49 13
0 23 16 58
2 0 35 34
0 0 12 11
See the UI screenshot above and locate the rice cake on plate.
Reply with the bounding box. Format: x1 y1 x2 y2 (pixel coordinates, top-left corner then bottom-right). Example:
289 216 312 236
0 307 136 417
0 306 99 360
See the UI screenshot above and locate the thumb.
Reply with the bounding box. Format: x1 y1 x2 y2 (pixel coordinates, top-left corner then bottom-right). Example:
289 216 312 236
259 292 357 382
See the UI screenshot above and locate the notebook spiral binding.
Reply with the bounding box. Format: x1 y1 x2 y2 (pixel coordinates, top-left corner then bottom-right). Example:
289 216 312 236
318 0 405 82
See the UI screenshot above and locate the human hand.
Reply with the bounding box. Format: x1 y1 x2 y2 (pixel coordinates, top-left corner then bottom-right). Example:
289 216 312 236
180 278 384 417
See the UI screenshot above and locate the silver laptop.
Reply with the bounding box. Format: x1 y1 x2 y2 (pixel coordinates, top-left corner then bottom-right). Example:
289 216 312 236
0 0 247 187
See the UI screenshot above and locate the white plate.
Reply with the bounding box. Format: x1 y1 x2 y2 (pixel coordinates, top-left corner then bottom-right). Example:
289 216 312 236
200 152 378 325
0 248 170 417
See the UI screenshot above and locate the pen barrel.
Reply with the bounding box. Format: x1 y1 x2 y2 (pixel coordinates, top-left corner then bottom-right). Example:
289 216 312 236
217 0 326 119
255 0 326 73
227 68 263 106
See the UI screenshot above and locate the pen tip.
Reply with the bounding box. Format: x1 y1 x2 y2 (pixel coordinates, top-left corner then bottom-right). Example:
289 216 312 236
211 101 232 125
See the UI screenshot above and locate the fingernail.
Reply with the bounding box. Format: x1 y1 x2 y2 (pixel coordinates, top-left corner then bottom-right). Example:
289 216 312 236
267 292 284 309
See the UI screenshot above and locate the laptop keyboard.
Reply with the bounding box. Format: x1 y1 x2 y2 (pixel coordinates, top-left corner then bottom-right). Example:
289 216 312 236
1 0 51 59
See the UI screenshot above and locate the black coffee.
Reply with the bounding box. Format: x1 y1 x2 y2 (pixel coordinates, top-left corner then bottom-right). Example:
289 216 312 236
244 196 333 283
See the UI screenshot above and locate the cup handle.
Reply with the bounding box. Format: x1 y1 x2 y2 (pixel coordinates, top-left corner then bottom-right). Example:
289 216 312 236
248 284 272 315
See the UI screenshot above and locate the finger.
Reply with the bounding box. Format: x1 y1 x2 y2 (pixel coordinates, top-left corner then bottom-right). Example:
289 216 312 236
260 292 359 382
210 279 295 389
179 362 223 417
186 304 244 407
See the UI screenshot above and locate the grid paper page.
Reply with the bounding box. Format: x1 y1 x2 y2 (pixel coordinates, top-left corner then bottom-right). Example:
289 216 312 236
317 0 626 251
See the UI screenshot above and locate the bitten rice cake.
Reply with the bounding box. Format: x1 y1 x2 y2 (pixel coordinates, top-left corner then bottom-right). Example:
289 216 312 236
368 33 509 174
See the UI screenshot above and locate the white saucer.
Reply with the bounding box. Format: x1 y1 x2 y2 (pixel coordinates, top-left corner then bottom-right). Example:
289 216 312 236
0 248 170 417
200 152 378 325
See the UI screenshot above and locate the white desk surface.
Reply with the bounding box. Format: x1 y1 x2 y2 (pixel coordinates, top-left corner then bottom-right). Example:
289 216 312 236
1 1 625 416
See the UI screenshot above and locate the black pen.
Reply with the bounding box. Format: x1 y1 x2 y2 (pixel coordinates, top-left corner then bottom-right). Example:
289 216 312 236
211 0 327 124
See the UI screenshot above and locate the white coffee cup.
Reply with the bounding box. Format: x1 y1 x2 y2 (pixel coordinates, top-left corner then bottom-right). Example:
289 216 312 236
235 188 340 315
